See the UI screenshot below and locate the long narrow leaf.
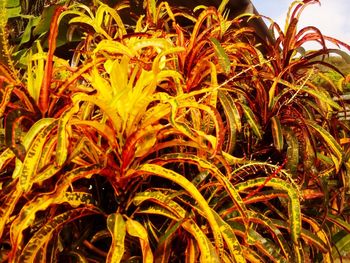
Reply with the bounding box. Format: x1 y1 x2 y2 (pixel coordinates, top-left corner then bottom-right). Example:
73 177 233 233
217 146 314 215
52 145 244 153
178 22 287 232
106 213 126 263
235 177 301 244
135 164 224 256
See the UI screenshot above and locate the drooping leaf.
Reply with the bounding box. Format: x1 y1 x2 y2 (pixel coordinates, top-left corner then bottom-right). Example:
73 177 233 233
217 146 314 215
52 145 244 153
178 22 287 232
229 221 288 262
235 177 301 244
326 214 350 233
0 148 15 170
284 127 299 176
332 232 350 258
11 164 101 251
272 218 329 254
305 120 343 171
0 183 22 241
212 211 246 262
17 208 100 262
134 191 219 262
135 164 224 256
154 153 248 220
18 120 58 192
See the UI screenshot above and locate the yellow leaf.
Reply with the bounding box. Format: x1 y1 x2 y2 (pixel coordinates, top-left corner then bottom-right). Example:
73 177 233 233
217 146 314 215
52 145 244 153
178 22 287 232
126 218 154 263
106 213 126 263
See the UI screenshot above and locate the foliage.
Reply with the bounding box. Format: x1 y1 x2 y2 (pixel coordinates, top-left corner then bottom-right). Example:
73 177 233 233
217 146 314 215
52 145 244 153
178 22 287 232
1 0 350 262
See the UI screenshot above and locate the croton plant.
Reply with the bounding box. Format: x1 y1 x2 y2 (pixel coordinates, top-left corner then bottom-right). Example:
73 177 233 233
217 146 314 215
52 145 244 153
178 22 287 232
0 0 350 262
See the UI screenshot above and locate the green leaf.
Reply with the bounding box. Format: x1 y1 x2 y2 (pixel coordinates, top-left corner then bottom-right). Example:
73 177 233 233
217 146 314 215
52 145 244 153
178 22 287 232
19 17 41 46
305 120 343 171
33 5 59 36
239 103 262 139
332 232 350 258
4 2 21 18
271 116 284 151
106 213 126 263
212 211 246 262
210 38 231 74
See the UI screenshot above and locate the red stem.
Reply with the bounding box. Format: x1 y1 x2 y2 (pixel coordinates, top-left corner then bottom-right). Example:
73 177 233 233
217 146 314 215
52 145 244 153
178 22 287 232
39 6 66 115
244 157 288 201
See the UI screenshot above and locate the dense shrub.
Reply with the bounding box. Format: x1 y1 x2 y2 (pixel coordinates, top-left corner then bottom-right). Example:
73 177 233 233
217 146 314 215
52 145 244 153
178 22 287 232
0 0 350 262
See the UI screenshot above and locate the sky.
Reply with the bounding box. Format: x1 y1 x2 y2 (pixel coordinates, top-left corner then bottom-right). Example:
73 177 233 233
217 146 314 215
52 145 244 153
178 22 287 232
252 0 350 51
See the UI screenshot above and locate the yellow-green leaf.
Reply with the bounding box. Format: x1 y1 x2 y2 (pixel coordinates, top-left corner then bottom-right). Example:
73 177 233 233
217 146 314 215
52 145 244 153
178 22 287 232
56 103 79 167
305 120 343 171
271 116 284 151
212 211 246 262
106 213 126 263
235 177 301 244
239 103 262 139
210 37 231 74
126 218 153 263
19 120 58 192
12 118 56 179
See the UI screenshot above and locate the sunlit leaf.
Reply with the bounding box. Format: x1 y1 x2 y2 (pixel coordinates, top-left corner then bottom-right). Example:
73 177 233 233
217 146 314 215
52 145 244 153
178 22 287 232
11 164 101 252
106 213 126 263
212 211 246 262
56 103 80 166
126 218 154 263
18 120 58 192
235 177 301 244
135 164 224 256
